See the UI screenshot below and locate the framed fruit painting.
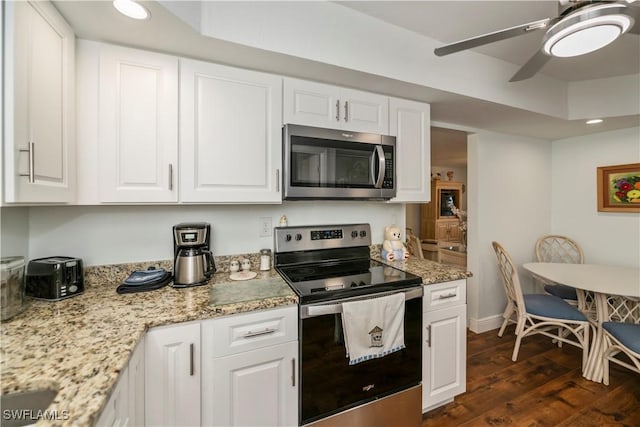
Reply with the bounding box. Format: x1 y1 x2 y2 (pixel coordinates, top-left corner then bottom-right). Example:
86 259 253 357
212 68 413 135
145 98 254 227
597 163 640 213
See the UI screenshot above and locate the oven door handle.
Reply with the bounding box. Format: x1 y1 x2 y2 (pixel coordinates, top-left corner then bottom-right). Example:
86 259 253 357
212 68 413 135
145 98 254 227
301 286 423 319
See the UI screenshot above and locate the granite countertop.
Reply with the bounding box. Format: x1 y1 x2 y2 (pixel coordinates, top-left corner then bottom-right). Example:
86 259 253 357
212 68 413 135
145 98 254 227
370 246 473 284
0 258 296 427
0 250 470 427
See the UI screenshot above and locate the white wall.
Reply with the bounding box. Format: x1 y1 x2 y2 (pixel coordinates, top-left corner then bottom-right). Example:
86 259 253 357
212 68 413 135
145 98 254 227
0 207 29 260
27 202 405 266
551 126 640 268
467 130 552 331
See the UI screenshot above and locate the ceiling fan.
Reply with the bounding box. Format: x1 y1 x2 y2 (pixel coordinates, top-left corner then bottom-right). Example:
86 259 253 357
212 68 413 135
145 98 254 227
434 0 640 82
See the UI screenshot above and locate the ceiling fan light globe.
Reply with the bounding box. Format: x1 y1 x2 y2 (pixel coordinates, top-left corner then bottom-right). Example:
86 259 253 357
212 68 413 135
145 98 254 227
548 24 623 57
542 4 633 58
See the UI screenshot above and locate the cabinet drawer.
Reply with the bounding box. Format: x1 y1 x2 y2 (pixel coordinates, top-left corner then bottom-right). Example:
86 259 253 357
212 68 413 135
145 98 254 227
423 280 466 312
204 305 297 358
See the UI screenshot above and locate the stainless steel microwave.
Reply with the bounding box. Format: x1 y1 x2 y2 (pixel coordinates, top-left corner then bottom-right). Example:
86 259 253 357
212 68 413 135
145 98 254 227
283 124 396 200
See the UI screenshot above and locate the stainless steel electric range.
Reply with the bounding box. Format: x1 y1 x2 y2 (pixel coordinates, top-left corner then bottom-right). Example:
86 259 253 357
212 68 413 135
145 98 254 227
275 224 423 427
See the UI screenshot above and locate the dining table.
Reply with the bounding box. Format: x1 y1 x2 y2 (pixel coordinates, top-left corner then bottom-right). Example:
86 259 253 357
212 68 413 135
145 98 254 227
522 262 640 383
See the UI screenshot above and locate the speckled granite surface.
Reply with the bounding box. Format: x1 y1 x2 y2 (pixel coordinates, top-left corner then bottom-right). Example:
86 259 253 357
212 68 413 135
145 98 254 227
0 257 295 427
370 244 473 284
0 249 468 427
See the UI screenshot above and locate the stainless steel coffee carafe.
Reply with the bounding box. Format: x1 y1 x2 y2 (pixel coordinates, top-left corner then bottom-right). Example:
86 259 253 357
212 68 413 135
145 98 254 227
173 222 215 287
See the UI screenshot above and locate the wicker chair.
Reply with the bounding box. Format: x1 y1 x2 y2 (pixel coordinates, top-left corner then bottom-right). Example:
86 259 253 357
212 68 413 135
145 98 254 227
405 228 424 259
493 241 591 369
602 296 640 385
535 235 584 303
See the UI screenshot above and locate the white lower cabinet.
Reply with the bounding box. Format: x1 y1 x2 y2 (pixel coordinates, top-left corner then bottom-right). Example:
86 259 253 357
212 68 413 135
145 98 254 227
422 280 467 413
95 337 145 427
145 322 201 427
202 305 298 427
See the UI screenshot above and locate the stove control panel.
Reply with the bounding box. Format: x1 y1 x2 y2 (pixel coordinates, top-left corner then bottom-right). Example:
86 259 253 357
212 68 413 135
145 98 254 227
275 223 372 253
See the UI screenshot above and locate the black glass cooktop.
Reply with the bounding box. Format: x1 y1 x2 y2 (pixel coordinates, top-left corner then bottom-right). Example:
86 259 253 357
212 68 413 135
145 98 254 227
277 259 422 304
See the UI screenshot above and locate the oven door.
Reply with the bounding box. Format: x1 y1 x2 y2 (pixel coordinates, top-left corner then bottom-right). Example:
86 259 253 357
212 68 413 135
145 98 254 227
283 124 395 200
298 287 422 425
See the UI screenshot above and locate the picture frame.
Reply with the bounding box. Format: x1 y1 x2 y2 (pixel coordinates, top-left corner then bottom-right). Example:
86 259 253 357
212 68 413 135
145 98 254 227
597 163 640 213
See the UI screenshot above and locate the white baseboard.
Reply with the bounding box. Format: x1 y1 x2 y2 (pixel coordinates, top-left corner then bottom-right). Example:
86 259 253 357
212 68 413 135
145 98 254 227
468 314 503 333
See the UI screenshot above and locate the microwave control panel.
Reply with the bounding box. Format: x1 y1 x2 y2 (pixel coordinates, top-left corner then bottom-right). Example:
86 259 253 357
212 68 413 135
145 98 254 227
383 150 394 189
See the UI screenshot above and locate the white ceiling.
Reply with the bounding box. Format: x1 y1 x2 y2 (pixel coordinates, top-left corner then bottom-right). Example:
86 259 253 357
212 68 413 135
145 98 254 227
339 1 640 82
52 0 639 161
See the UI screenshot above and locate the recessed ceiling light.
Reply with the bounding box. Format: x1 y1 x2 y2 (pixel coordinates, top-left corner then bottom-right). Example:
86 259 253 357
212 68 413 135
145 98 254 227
542 4 633 58
113 0 150 20
586 119 603 125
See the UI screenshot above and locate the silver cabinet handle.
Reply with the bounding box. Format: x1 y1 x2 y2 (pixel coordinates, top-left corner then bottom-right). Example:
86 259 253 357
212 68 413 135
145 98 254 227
189 343 194 376
336 100 340 121
291 358 296 387
276 169 280 193
19 142 35 183
344 101 349 122
426 325 431 347
168 164 174 190
438 293 458 299
244 328 277 338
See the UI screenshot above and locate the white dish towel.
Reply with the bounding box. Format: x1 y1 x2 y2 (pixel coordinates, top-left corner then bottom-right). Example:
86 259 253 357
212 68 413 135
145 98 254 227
341 292 406 365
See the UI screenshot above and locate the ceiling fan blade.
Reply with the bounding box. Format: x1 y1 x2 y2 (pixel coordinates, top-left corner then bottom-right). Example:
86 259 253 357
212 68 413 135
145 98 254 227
509 50 552 82
434 18 552 56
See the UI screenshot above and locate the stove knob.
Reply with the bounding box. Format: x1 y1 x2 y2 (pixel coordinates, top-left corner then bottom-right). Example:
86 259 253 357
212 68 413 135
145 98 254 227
295 233 302 241
351 231 358 238
359 230 367 238
285 234 292 242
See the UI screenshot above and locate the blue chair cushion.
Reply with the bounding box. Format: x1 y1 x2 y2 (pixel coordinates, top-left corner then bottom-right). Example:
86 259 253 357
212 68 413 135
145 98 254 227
543 284 578 301
524 294 587 322
603 322 640 354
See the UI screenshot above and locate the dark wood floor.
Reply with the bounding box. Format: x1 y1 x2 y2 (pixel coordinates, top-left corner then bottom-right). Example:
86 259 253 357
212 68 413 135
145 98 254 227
422 325 640 426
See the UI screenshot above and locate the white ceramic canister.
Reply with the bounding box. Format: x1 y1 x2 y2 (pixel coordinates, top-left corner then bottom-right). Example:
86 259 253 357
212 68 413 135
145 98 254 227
259 249 271 271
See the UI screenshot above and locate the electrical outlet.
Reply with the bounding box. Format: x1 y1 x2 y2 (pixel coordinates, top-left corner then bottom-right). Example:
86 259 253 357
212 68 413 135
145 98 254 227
260 217 272 237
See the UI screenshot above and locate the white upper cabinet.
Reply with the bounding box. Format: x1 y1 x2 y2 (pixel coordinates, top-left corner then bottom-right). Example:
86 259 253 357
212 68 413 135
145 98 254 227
284 78 389 134
180 59 283 203
3 0 75 203
389 98 431 203
98 44 179 203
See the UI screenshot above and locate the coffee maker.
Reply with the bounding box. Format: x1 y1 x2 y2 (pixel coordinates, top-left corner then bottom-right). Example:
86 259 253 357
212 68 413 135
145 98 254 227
173 222 216 287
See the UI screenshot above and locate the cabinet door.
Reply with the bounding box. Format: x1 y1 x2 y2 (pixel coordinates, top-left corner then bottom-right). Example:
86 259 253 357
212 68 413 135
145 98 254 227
95 366 129 427
180 59 283 203
422 304 466 412
389 98 430 203
435 222 450 241
341 88 389 134
283 78 340 128
447 223 461 242
283 78 389 134
146 323 201 427
3 0 75 203
128 337 145 427
209 341 298 427
98 44 178 202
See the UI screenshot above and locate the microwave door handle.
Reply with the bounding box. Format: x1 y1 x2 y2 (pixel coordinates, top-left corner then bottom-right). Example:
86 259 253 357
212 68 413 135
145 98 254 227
374 145 385 189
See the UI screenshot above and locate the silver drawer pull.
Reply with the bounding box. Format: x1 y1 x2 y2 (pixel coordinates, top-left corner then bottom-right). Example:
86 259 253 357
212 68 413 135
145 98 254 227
244 328 277 338
189 343 194 376
438 293 457 299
